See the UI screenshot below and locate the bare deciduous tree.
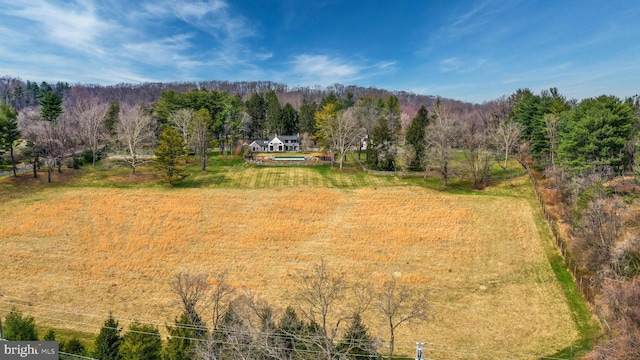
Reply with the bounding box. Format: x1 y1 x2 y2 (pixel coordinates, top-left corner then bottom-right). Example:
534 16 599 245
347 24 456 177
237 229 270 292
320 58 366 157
574 197 626 285
489 118 521 170
376 275 429 360
116 105 156 175
461 123 492 189
295 260 350 360
211 271 236 332
190 108 212 172
323 108 365 170
396 144 416 175
75 97 108 165
424 104 457 186
170 272 211 328
169 108 194 149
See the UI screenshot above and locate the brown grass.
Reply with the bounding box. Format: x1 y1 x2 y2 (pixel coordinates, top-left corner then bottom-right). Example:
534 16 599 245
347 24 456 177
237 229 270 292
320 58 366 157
0 184 578 358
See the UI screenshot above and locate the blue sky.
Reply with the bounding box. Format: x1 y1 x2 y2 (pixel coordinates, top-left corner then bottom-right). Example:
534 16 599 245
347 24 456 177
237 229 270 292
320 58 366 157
0 0 638 103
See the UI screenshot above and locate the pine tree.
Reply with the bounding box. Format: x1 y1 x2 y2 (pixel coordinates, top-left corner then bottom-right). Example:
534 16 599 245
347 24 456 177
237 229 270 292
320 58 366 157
39 90 63 123
104 100 120 139
155 125 188 185
245 92 266 138
558 95 635 172
94 314 123 360
383 94 401 135
277 306 305 359
405 105 430 170
64 337 87 357
164 312 204 360
120 322 162 360
281 103 299 135
299 98 318 135
0 103 21 176
265 90 282 135
368 117 395 171
337 314 378 359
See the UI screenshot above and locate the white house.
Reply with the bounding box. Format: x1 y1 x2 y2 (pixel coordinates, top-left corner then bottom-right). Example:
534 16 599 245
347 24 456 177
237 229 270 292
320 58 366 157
249 135 300 153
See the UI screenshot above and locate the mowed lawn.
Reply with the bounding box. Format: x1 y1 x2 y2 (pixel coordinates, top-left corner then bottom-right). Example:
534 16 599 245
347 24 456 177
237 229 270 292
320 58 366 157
0 165 579 359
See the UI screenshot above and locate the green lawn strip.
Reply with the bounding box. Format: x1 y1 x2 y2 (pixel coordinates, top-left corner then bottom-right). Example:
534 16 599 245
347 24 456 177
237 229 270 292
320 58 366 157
523 184 601 358
39 326 97 355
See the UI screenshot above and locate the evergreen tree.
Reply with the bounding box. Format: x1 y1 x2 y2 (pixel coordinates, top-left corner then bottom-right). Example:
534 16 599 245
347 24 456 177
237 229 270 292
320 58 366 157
104 100 120 139
367 117 395 171
299 98 318 135
155 125 188 185
320 92 343 110
211 305 252 360
120 322 162 360
39 90 63 122
12 85 24 109
64 337 87 357
337 314 378 359
43 329 57 341
163 312 204 360
405 105 430 170
383 94 401 135
281 102 299 135
0 103 20 176
245 92 266 138
558 95 635 173
26 80 39 106
265 90 282 135
2 308 38 341
94 314 123 360
277 306 305 359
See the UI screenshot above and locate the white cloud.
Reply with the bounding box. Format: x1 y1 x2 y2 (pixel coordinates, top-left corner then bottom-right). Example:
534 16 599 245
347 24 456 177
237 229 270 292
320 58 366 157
1 0 115 55
286 54 397 87
292 55 360 79
123 34 194 65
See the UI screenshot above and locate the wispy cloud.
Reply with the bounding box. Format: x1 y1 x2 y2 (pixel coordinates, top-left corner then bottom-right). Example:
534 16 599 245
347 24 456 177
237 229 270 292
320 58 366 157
288 54 395 86
1 0 115 55
435 0 520 43
439 57 486 73
139 0 254 44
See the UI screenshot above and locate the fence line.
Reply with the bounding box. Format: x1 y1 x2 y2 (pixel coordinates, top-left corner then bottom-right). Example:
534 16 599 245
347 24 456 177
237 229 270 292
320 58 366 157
522 164 596 303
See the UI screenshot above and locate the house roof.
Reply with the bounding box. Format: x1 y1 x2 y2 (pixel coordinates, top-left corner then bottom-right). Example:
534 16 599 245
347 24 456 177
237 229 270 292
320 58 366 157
250 140 268 147
268 135 299 142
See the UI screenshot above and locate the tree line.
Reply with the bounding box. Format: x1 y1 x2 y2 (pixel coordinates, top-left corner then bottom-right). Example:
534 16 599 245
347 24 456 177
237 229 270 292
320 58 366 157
507 88 640 357
1 261 428 360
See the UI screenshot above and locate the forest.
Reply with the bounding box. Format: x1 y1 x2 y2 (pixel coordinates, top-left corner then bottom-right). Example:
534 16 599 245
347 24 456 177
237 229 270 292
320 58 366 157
1 75 639 359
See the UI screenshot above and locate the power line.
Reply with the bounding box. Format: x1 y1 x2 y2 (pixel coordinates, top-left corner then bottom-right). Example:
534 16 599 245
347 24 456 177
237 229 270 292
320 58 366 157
0 297 575 360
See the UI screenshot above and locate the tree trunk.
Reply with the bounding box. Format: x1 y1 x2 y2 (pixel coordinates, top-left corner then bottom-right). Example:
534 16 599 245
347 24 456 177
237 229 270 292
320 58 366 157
10 146 16 177
387 328 395 360
201 145 206 172
32 157 38 178
93 143 98 166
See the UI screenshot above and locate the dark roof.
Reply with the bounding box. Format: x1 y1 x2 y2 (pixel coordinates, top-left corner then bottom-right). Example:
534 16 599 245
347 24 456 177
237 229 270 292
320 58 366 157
250 140 268 147
268 135 299 142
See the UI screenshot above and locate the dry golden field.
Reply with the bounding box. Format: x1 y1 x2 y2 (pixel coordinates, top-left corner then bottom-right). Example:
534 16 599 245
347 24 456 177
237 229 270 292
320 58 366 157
0 171 579 358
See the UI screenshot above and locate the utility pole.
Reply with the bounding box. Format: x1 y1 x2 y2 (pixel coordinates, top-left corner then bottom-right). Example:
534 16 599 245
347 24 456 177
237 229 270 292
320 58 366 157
415 341 424 360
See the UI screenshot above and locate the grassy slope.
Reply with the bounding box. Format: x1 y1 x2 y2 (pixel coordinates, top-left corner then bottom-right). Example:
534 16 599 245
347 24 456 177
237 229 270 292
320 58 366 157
0 156 596 359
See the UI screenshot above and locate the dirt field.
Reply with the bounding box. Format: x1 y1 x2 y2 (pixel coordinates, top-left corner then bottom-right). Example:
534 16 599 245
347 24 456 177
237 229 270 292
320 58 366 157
0 182 578 358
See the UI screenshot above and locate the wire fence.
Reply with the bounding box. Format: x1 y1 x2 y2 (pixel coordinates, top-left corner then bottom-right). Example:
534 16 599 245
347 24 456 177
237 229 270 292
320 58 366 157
522 163 597 303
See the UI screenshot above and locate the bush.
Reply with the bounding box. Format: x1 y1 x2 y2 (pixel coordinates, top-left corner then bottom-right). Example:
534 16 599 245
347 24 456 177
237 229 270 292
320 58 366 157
2 308 39 341
66 157 84 169
82 149 95 164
